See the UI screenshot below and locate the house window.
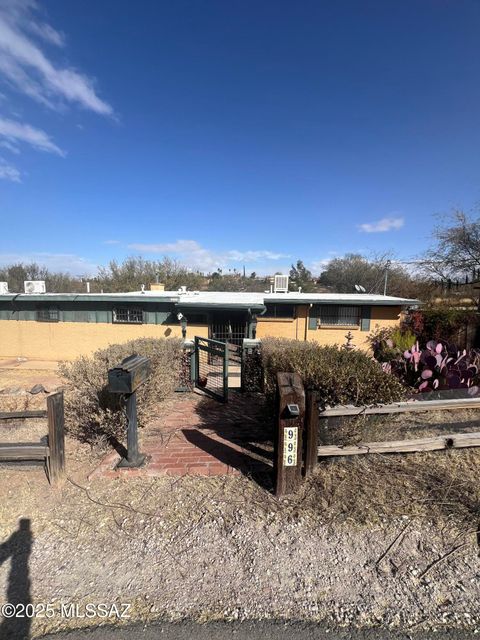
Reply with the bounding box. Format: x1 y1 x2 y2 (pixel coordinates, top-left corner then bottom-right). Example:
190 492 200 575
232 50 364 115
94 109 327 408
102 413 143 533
36 307 59 322
317 305 360 327
263 304 295 318
113 307 144 324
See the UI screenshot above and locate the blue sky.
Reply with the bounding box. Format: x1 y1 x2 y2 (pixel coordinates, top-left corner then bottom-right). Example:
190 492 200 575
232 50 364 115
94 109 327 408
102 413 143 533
1 0 480 276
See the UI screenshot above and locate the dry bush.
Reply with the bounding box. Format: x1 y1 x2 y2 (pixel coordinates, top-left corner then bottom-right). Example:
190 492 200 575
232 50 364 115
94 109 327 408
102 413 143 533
261 338 406 407
298 448 480 526
59 337 184 444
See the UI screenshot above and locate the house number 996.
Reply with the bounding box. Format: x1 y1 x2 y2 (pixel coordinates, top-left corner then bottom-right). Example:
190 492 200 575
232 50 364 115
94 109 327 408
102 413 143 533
283 427 298 467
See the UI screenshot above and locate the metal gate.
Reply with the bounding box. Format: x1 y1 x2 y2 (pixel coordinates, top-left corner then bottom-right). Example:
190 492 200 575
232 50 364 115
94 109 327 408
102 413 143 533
210 318 247 346
194 337 228 402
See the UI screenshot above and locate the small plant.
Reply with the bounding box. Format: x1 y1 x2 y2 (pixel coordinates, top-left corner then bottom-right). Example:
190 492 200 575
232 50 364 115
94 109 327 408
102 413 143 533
367 326 415 362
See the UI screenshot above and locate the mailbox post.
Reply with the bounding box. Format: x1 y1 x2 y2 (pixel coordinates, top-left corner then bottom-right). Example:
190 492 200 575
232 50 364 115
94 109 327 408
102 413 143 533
108 354 151 468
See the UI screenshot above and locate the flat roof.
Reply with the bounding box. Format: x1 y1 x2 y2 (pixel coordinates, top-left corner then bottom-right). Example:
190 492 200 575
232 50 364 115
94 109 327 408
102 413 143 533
0 290 420 307
264 293 419 306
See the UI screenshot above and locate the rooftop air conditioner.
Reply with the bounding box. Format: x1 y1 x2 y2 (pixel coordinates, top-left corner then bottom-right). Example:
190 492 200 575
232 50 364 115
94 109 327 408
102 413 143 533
24 280 46 294
0 282 8 294
273 274 289 293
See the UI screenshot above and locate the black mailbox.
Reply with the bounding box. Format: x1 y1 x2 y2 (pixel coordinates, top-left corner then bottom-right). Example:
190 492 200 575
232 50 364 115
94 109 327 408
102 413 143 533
107 354 151 468
108 354 151 394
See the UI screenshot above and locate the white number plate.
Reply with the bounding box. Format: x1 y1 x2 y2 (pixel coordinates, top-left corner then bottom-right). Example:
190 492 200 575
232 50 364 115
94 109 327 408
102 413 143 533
283 427 298 467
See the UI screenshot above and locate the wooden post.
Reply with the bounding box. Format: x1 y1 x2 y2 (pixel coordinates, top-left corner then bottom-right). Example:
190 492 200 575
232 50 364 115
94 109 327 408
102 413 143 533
304 389 319 476
47 391 65 484
274 372 305 496
117 391 146 468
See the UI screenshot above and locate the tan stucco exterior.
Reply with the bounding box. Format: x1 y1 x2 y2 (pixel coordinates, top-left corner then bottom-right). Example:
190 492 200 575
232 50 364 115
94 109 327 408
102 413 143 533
307 305 401 349
256 305 308 341
259 304 402 349
0 320 209 360
0 305 403 360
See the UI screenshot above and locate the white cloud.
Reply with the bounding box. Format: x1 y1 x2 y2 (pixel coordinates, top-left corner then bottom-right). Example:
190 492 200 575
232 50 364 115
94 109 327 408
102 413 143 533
358 217 405 233
0 139 20 153
127 239 290 272
0 116 64 155
0 1 113 115
27 20 65 48
103 239 121 245
0 158 21 181
0 251 97 276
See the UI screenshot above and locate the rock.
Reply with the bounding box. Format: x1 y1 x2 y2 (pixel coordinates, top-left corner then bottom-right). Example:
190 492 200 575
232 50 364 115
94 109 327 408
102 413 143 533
1 386 24 395
30 383 46 395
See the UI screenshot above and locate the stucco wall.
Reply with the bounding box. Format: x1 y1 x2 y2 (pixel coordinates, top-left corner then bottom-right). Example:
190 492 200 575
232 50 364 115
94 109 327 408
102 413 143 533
256 305 308 340
0 320 209 360
307 305 401 349
0 305 403 359
258 305 402 349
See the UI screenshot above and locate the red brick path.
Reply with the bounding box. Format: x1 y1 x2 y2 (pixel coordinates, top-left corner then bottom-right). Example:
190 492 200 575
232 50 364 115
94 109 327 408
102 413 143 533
89 392 273 480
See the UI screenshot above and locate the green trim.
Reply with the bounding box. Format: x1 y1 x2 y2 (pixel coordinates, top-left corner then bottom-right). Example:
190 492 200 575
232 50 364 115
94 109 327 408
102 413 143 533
360 306 371 331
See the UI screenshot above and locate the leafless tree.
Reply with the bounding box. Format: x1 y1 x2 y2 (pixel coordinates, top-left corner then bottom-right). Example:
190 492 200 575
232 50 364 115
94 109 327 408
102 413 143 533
422 210 480 280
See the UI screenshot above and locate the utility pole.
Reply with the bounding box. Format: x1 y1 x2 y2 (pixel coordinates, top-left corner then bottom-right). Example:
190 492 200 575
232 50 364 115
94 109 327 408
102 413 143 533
383 260 391 296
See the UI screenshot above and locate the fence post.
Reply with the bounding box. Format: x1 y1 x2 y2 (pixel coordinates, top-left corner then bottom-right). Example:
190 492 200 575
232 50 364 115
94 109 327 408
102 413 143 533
304 389 319 477
274 372 305 496
47 391 65 484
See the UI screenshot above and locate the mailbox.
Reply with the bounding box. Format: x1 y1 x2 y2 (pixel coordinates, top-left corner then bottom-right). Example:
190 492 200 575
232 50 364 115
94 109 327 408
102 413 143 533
108 354 151 395
107 354 151 468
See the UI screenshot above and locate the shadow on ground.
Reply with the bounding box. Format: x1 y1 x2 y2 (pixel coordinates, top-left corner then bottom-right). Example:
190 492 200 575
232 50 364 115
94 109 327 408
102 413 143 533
0 518 33 640
191 391 275 490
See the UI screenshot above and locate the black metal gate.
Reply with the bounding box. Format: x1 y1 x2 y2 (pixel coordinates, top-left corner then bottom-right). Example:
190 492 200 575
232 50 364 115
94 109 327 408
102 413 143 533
194 337 229 402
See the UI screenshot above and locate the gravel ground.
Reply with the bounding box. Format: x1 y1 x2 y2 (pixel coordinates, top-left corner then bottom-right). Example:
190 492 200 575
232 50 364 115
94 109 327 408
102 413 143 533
0 465 479 639
1 389 480 639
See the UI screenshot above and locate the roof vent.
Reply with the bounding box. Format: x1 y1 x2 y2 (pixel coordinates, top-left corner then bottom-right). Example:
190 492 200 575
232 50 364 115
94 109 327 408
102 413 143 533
273 274 289 293
24 281 46 294
0 282 8 294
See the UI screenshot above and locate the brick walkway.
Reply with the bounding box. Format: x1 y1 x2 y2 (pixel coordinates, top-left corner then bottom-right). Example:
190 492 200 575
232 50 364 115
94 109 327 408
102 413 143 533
89 392 273 480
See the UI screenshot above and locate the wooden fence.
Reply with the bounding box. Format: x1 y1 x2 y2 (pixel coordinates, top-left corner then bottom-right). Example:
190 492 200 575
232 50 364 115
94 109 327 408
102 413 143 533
0 391 65 485
274 372 480 496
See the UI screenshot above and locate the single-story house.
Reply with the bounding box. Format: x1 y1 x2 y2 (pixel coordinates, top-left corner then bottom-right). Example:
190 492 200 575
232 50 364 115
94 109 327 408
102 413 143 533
0 288 419 360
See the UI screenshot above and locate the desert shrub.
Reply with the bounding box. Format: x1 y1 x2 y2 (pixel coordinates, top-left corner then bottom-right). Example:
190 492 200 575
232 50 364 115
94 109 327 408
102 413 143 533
403 306 477 344
260 338 406 408
367 325 416 362
59 337 185 444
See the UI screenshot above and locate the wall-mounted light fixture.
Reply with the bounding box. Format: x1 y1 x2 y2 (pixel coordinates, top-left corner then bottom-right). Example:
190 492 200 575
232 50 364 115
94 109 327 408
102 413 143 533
251 314 258 339
177 312 187 338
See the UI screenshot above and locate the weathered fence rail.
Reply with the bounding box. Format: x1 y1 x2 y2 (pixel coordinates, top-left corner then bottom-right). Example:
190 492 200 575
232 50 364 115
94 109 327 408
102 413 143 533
317 432 480 457
0 391 65 484
274 373 480 495
319 396 480 418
